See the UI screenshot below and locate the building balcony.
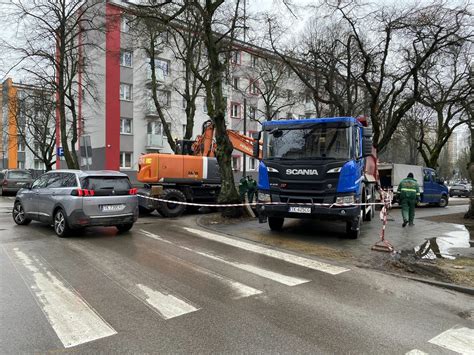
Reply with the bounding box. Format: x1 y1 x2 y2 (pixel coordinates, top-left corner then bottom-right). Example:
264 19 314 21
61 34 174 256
146 134 164 149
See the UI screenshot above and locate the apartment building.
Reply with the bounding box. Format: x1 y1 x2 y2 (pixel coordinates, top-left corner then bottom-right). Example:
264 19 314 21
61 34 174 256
73 1 315 177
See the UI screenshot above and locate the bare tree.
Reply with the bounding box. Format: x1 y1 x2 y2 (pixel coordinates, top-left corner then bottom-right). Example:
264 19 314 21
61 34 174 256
130 0 245 208
268 1 472 152
14 85 56 170
133 17 178 151
191 0 244 208
416 44 472 168
2 0 104 169
168 10 207 140
246 58 298 122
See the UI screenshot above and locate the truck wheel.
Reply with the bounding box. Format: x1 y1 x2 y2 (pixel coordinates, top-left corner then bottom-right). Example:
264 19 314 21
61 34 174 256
346 219 360 239
268 217 284 231
437 195 448 208
156 189 187 218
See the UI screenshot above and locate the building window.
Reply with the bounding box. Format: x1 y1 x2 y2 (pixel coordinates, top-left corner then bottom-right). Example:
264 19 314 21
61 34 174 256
149 58 170 81
231 103 240 118
251 55 258 68
147 121 162 136
286 112 294 119
232 77 239 90
34 159 45 170
120 152 132 169
249 106 256 120
249 158 257 171
182 124 186 136
203 97 208 113
287 89 293 100
231 51 240 64
121 17 130 33
182 97 187 109
120 118 132 134
157 90 171 107
120 83 133 101
250 80 259 95
120 51 133 67
17 137 25 152
232 156 240 171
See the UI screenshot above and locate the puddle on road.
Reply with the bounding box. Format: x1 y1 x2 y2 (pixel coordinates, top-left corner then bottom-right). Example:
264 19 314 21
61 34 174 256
412 224 471 260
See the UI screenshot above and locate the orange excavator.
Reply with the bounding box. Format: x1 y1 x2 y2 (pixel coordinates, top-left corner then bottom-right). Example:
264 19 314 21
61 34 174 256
137 120 262 217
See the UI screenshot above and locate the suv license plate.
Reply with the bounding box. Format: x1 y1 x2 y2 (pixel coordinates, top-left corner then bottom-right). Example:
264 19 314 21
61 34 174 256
101 204 126 212
289 206 311 214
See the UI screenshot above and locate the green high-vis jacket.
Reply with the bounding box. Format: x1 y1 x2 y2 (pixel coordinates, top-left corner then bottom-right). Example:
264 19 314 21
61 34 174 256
398 177 420 200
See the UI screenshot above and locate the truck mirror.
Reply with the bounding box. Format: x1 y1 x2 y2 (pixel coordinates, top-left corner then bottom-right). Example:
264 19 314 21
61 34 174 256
361 127 373 157
252 131 261 158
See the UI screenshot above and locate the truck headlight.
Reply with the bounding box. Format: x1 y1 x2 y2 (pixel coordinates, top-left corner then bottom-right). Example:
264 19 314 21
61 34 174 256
327 167 342 173
336 195 355 205
258 193 271 203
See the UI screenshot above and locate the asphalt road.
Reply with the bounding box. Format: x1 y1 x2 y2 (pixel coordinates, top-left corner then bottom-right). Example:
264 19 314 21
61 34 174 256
0 196 473 354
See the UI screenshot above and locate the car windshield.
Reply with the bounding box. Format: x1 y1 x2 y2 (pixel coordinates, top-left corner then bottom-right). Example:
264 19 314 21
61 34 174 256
7 171 32 179
265 125 351 160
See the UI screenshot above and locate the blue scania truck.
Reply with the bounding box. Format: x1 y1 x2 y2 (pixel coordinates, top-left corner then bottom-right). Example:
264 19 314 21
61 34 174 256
253 117 377 239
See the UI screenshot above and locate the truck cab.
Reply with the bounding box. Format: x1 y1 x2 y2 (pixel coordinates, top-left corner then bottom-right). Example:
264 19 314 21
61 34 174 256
254 117 376 239
421 168 449 206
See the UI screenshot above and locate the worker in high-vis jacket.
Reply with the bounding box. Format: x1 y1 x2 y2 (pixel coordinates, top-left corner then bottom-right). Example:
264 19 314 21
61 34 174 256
398 172 420 227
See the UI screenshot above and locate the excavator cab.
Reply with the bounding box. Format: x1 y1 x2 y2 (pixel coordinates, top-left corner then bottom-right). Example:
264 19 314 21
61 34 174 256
175 140 195 155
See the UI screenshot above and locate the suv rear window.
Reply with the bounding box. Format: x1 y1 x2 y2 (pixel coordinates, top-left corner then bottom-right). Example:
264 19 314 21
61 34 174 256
7 171 32 179
81 176 131 196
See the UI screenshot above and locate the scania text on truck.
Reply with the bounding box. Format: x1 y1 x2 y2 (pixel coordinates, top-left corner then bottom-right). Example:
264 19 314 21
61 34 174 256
253 117 377 239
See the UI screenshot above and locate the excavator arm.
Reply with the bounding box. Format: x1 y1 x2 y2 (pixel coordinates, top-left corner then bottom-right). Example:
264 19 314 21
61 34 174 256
191 120 262 159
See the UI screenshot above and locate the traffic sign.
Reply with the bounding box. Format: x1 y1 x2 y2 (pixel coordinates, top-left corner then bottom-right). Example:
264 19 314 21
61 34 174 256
57 147 64 157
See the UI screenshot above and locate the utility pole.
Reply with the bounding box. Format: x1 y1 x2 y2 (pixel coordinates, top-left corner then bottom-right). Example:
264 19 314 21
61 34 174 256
242 0 248 179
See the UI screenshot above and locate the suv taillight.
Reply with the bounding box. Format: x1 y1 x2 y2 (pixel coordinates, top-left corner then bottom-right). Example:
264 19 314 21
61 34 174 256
129 188 137 195
71 189 95 196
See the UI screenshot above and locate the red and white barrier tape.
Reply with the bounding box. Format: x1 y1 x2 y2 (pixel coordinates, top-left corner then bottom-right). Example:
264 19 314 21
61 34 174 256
137 194 386 209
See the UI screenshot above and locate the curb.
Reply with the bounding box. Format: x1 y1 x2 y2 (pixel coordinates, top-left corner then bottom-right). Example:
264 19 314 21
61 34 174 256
386 272 474 296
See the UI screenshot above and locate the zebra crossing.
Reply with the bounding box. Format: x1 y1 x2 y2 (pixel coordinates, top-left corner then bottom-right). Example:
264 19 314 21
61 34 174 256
5 226 343 349
4 226 473 353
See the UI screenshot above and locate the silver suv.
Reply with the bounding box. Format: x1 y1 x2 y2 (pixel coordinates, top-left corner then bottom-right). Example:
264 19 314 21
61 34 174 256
13 170 138 237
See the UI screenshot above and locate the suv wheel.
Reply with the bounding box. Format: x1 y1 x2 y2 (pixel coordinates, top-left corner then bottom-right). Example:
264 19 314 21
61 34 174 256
13 201 31 225
116 223 134 233
54 208 71 238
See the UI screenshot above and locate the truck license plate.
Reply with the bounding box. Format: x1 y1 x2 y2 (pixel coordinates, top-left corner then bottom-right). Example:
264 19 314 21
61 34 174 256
101 204 125 212
289 206 311 213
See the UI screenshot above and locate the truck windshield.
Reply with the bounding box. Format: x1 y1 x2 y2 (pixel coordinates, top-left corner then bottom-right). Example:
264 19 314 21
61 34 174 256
265 126 351 160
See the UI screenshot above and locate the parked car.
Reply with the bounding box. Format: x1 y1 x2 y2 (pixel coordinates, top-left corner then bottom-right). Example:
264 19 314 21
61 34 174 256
12 170 138 237
0 169 34 196
449 184 471 197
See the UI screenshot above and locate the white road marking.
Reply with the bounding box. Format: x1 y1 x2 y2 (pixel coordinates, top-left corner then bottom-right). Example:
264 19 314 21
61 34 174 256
182 227 350 275
140 230 262 298
428 326 474 354
405 350 428 355
137 284 199 320
193 250 310 286
139 229 310 286
12 248 116 348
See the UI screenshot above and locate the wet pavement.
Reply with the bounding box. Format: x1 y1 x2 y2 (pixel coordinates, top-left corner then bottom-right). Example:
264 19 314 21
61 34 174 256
200 202 473 265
